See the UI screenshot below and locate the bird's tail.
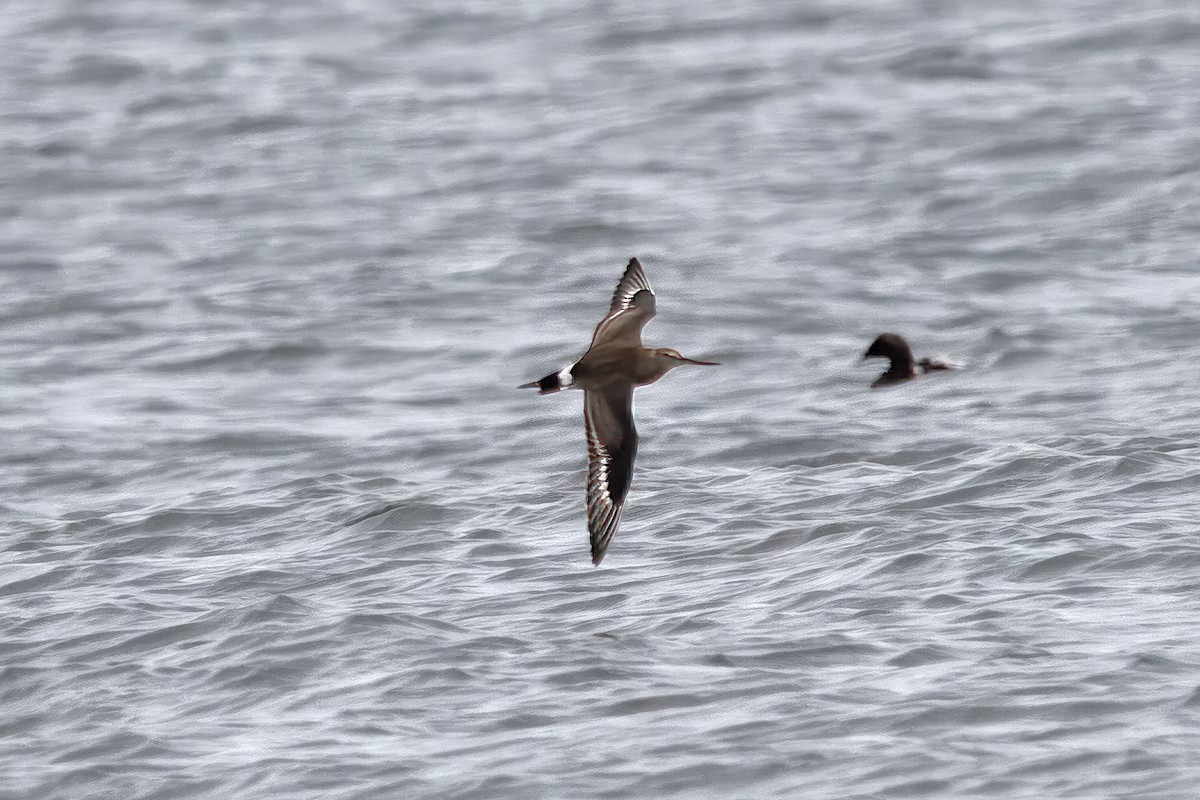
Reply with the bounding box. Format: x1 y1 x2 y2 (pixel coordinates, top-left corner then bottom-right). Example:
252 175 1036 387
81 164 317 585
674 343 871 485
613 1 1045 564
519 367 574 395
918 356 962 373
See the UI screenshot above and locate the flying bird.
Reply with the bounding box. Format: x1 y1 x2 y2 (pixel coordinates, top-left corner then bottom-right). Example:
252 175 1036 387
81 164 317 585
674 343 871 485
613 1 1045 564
521 258 718 565
862 332 958 388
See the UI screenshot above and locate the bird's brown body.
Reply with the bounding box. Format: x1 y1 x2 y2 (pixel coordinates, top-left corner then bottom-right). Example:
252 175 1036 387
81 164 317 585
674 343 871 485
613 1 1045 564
572 345 680 389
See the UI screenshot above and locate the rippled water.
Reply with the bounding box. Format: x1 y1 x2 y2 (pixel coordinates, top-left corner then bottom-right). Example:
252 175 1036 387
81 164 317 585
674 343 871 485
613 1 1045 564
4 1 1200 797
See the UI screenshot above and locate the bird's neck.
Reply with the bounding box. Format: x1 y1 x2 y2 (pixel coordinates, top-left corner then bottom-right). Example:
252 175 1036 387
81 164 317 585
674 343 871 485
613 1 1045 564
633 352 673 386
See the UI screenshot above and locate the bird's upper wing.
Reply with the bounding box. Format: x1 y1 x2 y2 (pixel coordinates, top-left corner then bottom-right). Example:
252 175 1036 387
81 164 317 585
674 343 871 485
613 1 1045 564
584 384 638 565
590 258 656 347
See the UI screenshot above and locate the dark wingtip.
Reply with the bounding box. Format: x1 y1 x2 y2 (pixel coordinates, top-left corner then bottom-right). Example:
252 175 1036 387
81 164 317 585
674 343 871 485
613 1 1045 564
591 548 605 566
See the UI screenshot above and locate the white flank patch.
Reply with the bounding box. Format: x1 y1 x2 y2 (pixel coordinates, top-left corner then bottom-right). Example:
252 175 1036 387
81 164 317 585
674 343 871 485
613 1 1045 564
557 365 575 387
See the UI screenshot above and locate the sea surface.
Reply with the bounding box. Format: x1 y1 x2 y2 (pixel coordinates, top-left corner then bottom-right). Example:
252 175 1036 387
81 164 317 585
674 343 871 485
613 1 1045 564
3 1 1200 798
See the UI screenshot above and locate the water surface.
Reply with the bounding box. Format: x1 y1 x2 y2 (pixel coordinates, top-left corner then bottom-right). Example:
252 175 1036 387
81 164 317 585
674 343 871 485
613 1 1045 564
3 1 1200 797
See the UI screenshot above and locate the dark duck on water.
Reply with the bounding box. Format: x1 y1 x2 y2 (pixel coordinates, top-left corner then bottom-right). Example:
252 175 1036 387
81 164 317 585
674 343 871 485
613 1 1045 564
862 332 956 388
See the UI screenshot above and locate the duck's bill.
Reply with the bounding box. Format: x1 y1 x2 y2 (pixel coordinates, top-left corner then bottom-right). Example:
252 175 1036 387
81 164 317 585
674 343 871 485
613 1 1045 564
677 357 720 365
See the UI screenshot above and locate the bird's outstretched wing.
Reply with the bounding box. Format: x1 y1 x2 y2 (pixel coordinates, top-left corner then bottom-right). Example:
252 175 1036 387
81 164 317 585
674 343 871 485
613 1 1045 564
584 384 638 565
590 258 656 346
606 257 654 315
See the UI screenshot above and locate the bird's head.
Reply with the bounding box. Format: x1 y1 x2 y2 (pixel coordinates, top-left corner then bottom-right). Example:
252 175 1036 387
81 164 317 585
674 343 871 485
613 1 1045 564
654 348 720 368
862 333 913 366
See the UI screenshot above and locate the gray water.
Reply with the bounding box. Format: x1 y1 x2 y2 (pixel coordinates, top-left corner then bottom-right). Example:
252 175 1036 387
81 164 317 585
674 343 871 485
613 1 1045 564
3 1 1200 797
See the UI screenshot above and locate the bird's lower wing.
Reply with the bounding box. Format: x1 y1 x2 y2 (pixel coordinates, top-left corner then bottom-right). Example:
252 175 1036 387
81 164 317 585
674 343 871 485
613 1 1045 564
584 385 638 565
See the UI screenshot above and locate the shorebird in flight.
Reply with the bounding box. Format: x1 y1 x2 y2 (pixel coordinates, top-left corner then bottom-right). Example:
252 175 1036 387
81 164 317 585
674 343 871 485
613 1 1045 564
521 258 718 565
862 332 957 388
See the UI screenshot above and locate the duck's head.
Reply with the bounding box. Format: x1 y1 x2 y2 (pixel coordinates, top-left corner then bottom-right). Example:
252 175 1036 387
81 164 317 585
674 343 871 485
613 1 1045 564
862 333 915 369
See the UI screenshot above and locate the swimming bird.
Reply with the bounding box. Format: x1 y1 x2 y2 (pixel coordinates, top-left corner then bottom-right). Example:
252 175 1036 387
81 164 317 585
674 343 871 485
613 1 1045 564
521 258 718 565
862 332 956 388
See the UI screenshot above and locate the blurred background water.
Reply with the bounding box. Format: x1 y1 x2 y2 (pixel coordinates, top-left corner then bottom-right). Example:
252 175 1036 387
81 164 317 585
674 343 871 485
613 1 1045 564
3 0 1200 797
